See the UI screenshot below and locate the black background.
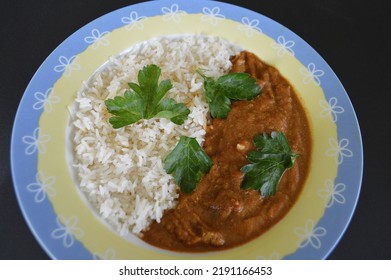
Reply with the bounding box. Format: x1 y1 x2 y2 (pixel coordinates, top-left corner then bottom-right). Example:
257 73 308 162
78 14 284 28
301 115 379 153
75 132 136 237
1 0 390 259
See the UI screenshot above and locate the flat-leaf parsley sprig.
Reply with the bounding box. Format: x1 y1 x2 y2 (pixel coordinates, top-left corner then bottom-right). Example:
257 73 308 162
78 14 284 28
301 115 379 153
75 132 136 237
241 131 298 197
164 136 213 194
105 64 190 129
197 69 261 118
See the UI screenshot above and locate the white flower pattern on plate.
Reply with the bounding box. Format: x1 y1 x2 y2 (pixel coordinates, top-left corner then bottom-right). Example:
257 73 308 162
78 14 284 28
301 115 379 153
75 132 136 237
295 220 326 249
32 88 60 113
53 55 81 77
256 252 281 260
299 62 324 85
201 7 225 25
237 17 262 37
271 35 295 56
320 97 345 123
92 248 117 260
161 4 186 23
121 11 147 30
26 172 56 203
326 138 353 165
84 28 110 49
318 179 346 208
51 216 84 248
22 128 51 155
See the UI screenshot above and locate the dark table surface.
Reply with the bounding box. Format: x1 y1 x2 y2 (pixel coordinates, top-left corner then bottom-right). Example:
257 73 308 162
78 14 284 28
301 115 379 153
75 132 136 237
1 0 390 260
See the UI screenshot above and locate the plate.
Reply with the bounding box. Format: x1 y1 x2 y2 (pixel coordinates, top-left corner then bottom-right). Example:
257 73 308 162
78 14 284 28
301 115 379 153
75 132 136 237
11 0 363 259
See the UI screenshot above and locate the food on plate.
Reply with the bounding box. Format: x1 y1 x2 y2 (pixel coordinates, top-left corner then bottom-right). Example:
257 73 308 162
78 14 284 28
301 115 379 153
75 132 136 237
71 35 311 252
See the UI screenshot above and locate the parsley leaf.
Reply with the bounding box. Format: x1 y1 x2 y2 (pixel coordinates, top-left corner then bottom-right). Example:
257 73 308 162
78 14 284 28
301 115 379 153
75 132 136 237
105 64 190 128
197 69 261 118
240 132 298 197
164 136 213 194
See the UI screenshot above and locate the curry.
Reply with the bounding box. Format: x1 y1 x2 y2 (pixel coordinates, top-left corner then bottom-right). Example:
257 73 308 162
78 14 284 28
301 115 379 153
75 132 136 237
142 51 312 251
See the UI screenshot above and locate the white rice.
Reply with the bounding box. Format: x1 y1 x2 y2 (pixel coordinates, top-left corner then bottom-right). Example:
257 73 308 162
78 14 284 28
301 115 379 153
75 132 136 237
71 35 240 236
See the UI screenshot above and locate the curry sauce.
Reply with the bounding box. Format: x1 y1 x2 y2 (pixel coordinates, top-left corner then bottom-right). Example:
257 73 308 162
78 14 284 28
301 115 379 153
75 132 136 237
141 51 312 252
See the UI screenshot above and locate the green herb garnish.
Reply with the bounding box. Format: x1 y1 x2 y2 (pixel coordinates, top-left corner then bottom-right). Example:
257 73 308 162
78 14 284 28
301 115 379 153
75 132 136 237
240 132 298 197
105 64 190 128
197 69 261 118
164 136 213 194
